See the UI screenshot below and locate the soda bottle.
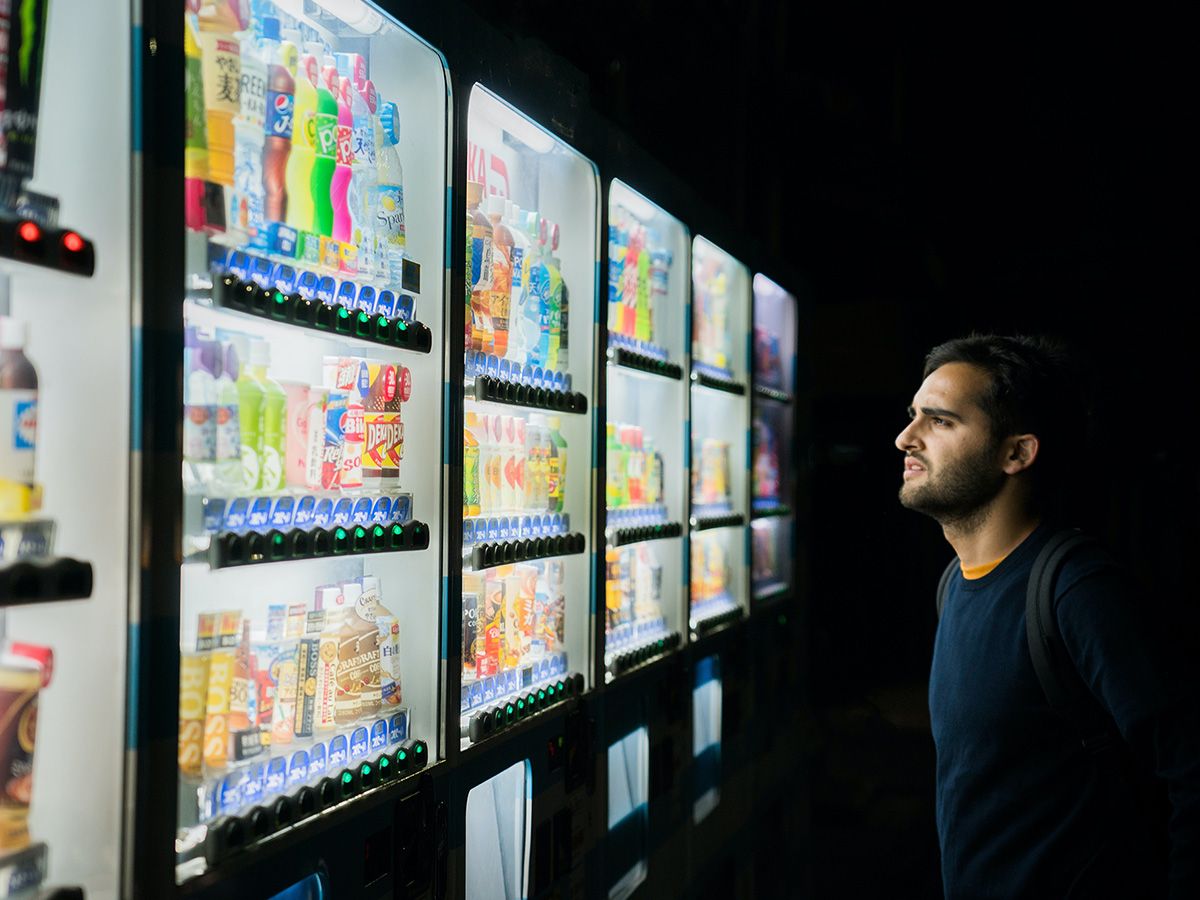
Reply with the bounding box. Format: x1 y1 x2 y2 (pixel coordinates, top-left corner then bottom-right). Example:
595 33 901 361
346 79 378 274
183 14 209 231
465 181 491 353
486 195 513 359
547 416 567 513
231 24 267 246
372 101 406 281
249 340 287 492
197 5 242 188
330 76 355 244
262 23 295 224
284 53 318 233
0 317 39 516
310 64 339 238
230 336 264 491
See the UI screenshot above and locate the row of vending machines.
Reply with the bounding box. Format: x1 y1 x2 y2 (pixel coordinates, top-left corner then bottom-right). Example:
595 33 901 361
0 0 805 898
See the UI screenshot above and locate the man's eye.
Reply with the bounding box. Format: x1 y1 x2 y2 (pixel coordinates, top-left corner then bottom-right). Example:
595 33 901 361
932 417 948 427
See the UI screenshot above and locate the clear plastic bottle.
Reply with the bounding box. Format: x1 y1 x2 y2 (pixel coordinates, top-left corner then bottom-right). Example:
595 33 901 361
183 329 217 494
373 101 406 282
487 195 514 360
546 416 567 513
248 340 287 492
466 181 492 353
0 317 40 514
214 341 242 495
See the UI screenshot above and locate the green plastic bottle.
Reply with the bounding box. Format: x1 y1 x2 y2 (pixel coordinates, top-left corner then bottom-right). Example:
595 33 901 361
249 339 288 491
231 337 265 491
547 416 568 513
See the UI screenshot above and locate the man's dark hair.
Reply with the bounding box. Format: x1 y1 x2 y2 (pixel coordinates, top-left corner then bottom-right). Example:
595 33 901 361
923 334 1087 506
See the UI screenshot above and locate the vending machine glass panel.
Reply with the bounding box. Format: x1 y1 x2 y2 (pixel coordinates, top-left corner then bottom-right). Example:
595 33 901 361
460 86 597 746
606 726 649 900
465 759 532 900
689 238 750 634
177 1 447 879
692 654 722 824
603 181 688 681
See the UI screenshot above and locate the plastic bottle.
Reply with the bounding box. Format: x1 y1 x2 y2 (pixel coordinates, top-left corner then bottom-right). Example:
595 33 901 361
604 423 622 510
527 218 551 367
0 318 39 514
214 342 242 494
330 75 355 243
526 414 546 512
465 181 492 353
262 21 295 224
248 340 287 492
231 336 264 491
505 201 532 364
546 416 567 513
486 196 513 360
231 23 267 246
373 101 406 281
197 9 241 189
549 222 568 368
463 411 481 518
183 14 209 231
284 53 318 232
183 330 218 494
477 414 495 515
310 64 338 237
346 78 378 274
644 435 662 507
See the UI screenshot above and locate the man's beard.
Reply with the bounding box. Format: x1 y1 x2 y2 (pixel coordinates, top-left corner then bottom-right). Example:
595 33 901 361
899 442 1006 531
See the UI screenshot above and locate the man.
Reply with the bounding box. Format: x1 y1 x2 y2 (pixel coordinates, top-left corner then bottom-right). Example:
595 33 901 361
895 334 1198 898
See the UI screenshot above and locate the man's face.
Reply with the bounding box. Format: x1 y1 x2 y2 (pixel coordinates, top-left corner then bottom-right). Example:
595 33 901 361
894 362 1007 523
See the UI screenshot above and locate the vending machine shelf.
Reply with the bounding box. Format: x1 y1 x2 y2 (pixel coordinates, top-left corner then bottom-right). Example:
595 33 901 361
0 213 95 277
753 583 792 605
751 504 792 520
606 345 683 381
0 556 93 607
209 270 433 355
606 521 684 547
606 630 682 680
690 600 744 637
461 671 584 744
207 520 430 569
462 532 586 572
467 375 588 414
690 368 746 396
752 384 792 405
689 512 746 532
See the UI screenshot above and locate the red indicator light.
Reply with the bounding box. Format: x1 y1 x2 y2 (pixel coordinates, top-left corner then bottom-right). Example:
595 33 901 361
62 231 85 253
18 221 42 243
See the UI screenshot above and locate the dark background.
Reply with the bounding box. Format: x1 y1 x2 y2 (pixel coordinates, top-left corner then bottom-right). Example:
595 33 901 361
462 3 1194 895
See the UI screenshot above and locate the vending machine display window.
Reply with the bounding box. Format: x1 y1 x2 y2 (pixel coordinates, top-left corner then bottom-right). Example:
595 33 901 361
465 759 532 900
460 86 597 745
603 181 688 681
750 275 797 605
692 654 722 824
177 1 446 879
689 238 750 634
607 726 649 900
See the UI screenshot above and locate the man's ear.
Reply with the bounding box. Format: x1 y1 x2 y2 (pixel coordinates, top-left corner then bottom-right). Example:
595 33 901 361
1001 433 1039 475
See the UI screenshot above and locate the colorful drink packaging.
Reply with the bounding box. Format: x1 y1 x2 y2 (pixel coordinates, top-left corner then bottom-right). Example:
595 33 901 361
322 356 365 489
202 611 242 771
545 560 566 651
605 548 622 635
282 381 311 488
479 575 505 677
503 572 523 670
462 573 482 679
294 603 328 739
303 385 329 490
463 411 482 518
364 575 403 707
179 613 216 777
0 650 43 852
347 578 383 719
363 363 409 485
314 585 342 733
270 602 307 745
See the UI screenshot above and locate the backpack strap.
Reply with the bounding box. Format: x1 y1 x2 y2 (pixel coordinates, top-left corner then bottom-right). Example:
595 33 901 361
1025 528 1119 755
936 556 958 618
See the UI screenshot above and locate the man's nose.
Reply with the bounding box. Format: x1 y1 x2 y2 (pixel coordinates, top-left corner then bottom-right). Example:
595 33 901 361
895 421 921 452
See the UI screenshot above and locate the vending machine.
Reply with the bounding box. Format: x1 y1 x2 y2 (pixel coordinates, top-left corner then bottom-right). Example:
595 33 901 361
159 1 450 894
456 84 596 749
0 0 129 896
687 237 750 638
601 180 688 683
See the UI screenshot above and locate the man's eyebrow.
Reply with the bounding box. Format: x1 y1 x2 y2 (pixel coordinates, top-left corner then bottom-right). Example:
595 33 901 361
919 406 964 422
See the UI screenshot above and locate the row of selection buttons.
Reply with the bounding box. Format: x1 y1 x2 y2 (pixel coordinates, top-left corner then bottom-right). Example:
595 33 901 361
464 673 584 744
210 521 430 569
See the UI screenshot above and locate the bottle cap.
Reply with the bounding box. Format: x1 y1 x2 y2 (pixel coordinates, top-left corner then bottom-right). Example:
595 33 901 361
547 416 561 429
0 315 30 350
249 338 271 367
261 16 281 42
361 79 378 115
380 102 400 146
486 195 505 217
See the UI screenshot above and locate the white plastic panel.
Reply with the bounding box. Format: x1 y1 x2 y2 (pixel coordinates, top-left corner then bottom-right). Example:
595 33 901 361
692 655 722 824
606 726 649 900
465 759 531 900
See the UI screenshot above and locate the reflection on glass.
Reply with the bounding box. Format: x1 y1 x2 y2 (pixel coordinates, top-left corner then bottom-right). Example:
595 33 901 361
607 727 649 900
466 759 531 900
693 655 722 823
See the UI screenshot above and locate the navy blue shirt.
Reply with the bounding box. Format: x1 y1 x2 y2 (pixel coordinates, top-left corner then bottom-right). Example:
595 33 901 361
930 522 1200 898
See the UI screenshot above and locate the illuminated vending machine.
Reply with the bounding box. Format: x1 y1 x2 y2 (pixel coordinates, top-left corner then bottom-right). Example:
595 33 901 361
169 2 448 894
687 237 750 638
749 275 797 609
453 84 597 900
0 1 129 897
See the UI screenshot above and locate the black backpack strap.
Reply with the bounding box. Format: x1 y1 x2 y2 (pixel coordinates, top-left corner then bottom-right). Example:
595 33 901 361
936 557 958 618
1025 528 1119 754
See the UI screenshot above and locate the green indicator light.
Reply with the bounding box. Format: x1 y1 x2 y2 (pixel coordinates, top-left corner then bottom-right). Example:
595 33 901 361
379 756 390 768
397 321 408 331
361 764 372 776
342 772 353 785
335 527 347 540
374 525 384 538
357 311 370 324
274 291 286 304
273 533 283 545
557 681 565 692
507 704 515 715
338 307 350 319
517 699 525 710
398 749 407 761
546 686 555 697
538 690 546 701
415 744 424 755
377 316 388 327
354 526 367 539
392 524 403 536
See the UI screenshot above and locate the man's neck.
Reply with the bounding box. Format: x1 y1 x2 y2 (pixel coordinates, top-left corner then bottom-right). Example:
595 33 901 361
942 494 1041 569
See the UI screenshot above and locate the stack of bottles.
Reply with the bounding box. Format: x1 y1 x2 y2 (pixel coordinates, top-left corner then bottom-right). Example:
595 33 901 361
184 329 413 503
691 437 732 511
605 424 664 512
185 2 408 283
607 206 671 359
752 415 781 506
753 326 784 389
464 183 569 376
462 411 567 521
0 640 53 855
692 252 732 374
690 533 734 616
604 543 667 650
461 561 566 685
178 576 410 816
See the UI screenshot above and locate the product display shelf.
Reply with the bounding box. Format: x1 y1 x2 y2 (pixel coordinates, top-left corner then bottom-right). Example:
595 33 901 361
752 384 792 404
0 519 93 606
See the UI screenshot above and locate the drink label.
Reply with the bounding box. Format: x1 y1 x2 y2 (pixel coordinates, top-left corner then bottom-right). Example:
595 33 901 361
296 270 320 299
522 364 534 386
463 520 476 545
388 709 409 744
218 773 244 815
287 750 309 787
486 355 500 379
520 665 533 689
487 518 501 543
336 280 357 308
350 726 370 759
228 251 252 281
293 494 316 527
396 294 415 323
498 518 510 542
233 727 264 761
199 782 219 822
247 497 271 530
320 238 342 271
328 734 349 768
390 494 412 523
242 763 265 806
270 495 295 528
506 670 519 694
351 497 373 524
312 497 334 528
336 122 353 166
482 677 496 703
356 285 376 312
250 255 275 288
265 757 287 793
271 263 297 293
469 682 484 710
332 498 354 526
461 684 472 712
316 275 337 305
266 89 294 140
374 184 406 247
308 741 327 777
498 358 511 381
223 497 250 531
203 498 227 533
298 232 322 266
371 496 392 523
374 289 397 317
370 719 389 752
